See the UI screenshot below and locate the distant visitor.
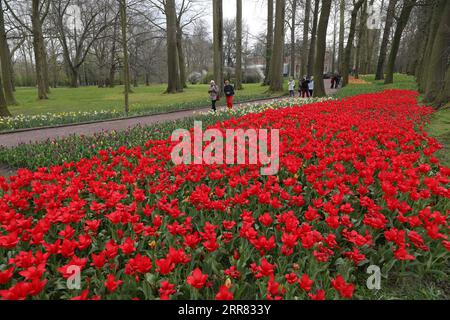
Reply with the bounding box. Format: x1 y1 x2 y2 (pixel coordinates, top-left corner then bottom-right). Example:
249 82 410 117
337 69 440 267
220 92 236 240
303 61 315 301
224 80 235 109
208 80 219 112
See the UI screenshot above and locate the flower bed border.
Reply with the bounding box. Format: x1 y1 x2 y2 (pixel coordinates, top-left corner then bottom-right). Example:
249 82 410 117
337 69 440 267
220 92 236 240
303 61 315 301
0 95 287 135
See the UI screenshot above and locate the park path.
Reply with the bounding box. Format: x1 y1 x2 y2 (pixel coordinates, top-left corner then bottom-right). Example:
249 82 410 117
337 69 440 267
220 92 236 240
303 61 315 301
0 80 338 148
0 80 338 177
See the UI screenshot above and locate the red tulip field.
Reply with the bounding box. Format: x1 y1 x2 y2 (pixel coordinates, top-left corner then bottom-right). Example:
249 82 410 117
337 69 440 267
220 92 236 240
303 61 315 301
0 90 448 300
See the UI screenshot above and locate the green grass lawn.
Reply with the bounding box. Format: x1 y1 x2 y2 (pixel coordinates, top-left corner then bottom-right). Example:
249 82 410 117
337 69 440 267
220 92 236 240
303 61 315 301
425 107 450 166
9 83 285 116
334 73 418 99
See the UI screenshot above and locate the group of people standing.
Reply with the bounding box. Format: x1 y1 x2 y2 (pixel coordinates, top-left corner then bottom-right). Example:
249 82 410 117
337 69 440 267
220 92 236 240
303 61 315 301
208 72 342 112
330 73 341 89
288 76 314 98
287 72 342 98
208 80 235 112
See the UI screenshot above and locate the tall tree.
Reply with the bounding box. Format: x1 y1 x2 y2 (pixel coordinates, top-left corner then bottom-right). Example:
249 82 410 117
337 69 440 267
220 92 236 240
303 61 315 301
0 0 17 105
338 0 345 72
375 0 397 80
416 0 442 92
264 0 274 85
355 0 368 78
6 0 51 99
342 0 365 86
384 0 417 84
363 0 378 74
146 1 202 89
235 0 243 89
301 0 311 77
165 0 182 93
213 0 223 93
410 2 432 83
119 0 130 112
289 0 297 77
331 0 338 73
0 75 11 116
53 0 110 88
313 0 332 97
108 15 119 88
269 0 285 91
176 0 203 89
31 0 50 97
422 0 449 106
307 0 320 77
175 25 186 89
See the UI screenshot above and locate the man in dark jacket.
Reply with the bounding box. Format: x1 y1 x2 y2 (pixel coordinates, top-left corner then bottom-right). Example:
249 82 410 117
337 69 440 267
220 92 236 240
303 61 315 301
301 76 310 98
224 80 235 109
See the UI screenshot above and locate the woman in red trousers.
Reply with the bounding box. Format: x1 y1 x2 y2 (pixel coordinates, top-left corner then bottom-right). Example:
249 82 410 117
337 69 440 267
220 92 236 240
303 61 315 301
224 80 235 109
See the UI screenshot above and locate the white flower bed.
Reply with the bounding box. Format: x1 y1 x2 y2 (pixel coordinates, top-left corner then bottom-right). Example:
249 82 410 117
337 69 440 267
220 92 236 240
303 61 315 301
196 96 336 117
0 110 122 131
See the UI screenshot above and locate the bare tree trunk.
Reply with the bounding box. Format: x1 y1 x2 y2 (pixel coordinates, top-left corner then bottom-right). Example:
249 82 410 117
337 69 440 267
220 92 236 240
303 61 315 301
0 75 11 116
412 4 432 82
369 0 384 75
269 0 286 91
21 45 31 86
49 37 59 88
375 0 397 80
133 70 138 87
301 0 311 77
338 0 345 72
8 45 16 91
264 0 274 85
69 68 79 88
332 0 338 73
342 0 365 87
313 0 332 97
165 0 181 93
355 1 367 79
423 0 449 106
176 23 187 89
417 0 443 92
31 0 48 99
434 66 449 108
109 16 119 88
213 0 224 93
120 0 130 113
385 0 417 84
236 0 243 89
0 1 17 105
307 0 320 77
364 21 376 74
289 0 297 78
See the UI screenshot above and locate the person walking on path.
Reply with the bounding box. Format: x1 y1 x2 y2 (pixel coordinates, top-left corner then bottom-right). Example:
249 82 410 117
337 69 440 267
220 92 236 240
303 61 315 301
224 80 235 109
288 78 295 97
335 73 341 88
208 80 219 112
330 75 336 89
301 76 310 98
308 77 314 97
